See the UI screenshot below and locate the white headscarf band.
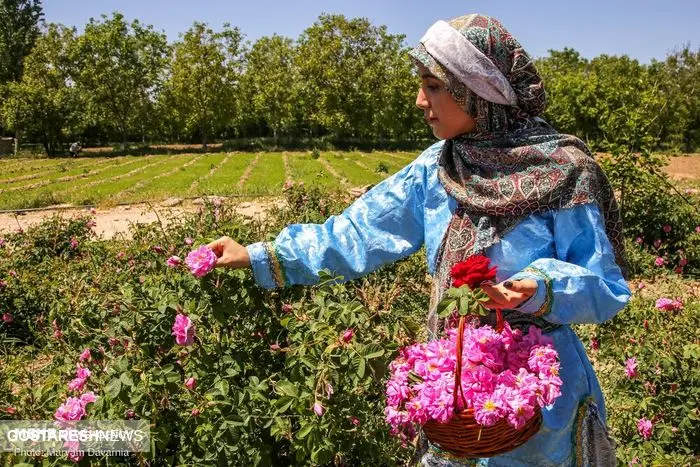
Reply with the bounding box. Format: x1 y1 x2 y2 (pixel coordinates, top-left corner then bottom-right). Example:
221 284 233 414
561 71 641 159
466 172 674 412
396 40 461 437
420 20 518 107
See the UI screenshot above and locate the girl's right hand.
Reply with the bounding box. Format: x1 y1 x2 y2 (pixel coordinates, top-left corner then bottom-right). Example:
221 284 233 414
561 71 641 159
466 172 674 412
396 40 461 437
206 236 251 269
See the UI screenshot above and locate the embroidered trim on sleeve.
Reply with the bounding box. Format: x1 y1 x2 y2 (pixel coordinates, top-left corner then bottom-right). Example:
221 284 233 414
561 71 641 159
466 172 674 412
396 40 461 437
263 242 286 288
523 265 553 317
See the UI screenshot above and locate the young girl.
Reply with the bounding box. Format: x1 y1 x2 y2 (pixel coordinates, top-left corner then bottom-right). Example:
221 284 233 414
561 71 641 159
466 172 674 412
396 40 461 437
207 14 630 466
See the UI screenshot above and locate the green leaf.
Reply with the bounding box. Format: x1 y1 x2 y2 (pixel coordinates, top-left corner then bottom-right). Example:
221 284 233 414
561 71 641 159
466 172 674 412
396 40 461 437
355 356 366 378
364 348 385 360
458 297 470 316
311 445 334 464
105 378 122 399
296 423 314 440
275 380 299 398
215 379 229 396
120 372 134 387
437 297 457 318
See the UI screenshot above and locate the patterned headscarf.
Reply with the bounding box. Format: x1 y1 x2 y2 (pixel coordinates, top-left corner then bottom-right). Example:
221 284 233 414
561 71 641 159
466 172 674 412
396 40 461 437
409 14 628 337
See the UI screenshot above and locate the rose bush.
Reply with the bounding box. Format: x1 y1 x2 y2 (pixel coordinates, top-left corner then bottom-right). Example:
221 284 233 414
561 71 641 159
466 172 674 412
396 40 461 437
0 186 697 465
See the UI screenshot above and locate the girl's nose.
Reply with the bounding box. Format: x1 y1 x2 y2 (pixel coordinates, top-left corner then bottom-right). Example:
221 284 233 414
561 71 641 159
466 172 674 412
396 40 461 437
416 87 430 110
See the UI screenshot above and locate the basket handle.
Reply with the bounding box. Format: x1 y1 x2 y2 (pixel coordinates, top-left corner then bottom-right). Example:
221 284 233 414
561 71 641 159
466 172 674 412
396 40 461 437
453 308 503 412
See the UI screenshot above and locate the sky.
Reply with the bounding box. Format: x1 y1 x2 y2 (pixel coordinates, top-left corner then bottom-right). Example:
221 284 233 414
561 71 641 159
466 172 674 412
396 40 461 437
43 0 699 63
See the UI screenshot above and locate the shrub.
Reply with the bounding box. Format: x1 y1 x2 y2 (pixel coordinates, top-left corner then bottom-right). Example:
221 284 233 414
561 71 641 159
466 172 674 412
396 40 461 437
0 185 697 465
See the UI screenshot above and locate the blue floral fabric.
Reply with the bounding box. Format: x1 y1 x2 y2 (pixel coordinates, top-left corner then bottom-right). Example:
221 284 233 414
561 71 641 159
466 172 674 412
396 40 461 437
246 140 630 465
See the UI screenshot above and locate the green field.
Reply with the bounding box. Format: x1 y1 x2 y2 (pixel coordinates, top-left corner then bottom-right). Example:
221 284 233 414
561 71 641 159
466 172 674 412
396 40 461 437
0 151 417 210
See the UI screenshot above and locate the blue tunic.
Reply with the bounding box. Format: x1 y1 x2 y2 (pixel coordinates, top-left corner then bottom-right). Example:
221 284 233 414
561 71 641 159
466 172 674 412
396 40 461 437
246 141 631 466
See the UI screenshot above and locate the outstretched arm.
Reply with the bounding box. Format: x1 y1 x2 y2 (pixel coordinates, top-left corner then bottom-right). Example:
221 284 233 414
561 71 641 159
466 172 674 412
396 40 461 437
208 154 429 290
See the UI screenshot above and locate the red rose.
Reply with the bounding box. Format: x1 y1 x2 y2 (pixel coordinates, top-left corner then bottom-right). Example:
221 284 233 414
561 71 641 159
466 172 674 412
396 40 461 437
450 255 497 288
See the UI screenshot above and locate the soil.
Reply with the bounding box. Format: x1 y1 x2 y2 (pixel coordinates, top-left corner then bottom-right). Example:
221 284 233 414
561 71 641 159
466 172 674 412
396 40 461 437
0 198 284 240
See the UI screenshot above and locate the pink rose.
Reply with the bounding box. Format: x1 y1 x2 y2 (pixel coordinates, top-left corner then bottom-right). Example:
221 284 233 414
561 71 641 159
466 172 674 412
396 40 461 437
655 297 683 312
172 314 195 346
662 224 672 233
55 396 90 421
313 402 325 416
79 348 92 362
637 417 653 440
184 377 197 390
2 313 14 324
75 366 91 380
654 257 665 267
68 377 87 392
625 357 638 379
185 246 217 277
185 237 194 245
341 328 354 343
166 255 182 268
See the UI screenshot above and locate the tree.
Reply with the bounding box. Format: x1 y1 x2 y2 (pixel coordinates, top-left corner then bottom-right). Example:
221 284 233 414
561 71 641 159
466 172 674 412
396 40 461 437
652 46 700 152
0 0 43 84
72 12 169 149
1 23 81 156
162 22 244 149
295 14 419 140
242 35 298 139
0 0 43 145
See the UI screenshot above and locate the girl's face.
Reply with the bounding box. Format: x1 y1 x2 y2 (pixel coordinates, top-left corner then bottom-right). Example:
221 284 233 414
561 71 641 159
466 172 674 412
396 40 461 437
415 67 476 140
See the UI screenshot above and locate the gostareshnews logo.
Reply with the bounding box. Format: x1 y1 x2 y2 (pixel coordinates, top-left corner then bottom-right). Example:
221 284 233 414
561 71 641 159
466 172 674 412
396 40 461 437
0 420 150 457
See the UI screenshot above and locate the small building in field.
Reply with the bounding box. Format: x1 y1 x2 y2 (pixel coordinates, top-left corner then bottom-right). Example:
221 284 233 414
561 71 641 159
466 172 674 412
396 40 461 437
0 138 14 156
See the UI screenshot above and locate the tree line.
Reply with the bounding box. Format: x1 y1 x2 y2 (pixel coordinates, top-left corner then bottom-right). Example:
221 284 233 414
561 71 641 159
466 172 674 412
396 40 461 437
0 1 698 156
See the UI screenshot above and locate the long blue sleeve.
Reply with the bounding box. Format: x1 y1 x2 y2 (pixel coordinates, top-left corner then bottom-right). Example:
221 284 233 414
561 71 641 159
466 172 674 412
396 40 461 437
246 154 427 289
509 203 631 324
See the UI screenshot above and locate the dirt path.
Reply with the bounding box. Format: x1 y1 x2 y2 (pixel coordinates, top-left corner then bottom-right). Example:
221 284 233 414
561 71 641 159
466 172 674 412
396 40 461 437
0 198 284 240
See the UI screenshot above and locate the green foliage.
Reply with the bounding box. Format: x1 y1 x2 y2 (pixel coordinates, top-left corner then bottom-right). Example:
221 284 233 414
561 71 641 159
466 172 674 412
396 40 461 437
0 189 428 465
4 11 698 151
599 149 700 276
241 34 298 139
376 161 389 173
1 23 81 156
576 276 700 465
0 185 697 465
72 12 169 148
161 22 244 149
0 0 43 84
295 14 426 141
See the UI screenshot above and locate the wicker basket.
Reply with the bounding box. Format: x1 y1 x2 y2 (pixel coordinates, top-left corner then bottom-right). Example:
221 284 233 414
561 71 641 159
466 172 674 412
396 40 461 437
422 310 542 458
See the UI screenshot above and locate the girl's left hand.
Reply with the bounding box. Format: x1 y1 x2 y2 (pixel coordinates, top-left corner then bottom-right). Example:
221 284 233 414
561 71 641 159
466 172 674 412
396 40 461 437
479 279 538 310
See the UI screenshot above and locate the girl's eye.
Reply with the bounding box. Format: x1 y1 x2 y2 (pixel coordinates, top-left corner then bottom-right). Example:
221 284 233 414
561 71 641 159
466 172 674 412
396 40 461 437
426 83 440 91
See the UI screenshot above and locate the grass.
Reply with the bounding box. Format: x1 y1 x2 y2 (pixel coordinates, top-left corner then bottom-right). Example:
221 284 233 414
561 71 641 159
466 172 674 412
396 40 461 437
0 151 422 209
195 153 257 196
287 152 337 188
243 152 288 195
